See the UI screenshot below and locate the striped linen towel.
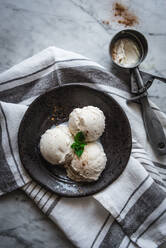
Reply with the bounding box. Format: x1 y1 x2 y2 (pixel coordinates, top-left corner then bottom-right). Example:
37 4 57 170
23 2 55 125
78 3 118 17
0 47 166 248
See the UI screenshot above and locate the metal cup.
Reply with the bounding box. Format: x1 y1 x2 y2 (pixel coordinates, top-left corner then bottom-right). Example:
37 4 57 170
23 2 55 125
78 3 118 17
109 29 148 69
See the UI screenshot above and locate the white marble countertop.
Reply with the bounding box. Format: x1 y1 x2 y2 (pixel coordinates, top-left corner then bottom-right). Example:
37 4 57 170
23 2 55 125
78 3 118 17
0 0 166 247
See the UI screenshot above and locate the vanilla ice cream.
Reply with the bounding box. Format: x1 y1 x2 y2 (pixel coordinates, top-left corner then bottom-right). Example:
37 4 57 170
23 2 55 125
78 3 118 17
68 106 105 142
112 38 140 67
66 142 107 182
40 124 74 165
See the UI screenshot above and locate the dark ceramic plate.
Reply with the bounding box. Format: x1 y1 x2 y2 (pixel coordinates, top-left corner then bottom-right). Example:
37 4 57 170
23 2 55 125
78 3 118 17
18 84 132 197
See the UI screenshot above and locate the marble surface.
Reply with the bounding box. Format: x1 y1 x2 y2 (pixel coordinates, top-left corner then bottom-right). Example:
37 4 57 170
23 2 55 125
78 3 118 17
0 0 166 247
0 191 74 248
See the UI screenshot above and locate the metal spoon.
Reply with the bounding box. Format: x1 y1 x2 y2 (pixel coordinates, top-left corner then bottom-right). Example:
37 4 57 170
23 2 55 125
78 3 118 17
109 29 166 155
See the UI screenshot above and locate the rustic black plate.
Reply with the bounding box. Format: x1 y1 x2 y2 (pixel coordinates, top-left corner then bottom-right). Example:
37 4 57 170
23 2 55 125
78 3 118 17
18 84 132 197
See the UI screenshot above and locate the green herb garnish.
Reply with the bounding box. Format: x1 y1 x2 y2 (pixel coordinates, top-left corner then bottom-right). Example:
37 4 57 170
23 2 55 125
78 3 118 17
71 132 87 157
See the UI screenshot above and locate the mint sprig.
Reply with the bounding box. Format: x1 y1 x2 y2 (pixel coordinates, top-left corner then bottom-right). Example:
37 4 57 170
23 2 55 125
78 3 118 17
71 132 87 157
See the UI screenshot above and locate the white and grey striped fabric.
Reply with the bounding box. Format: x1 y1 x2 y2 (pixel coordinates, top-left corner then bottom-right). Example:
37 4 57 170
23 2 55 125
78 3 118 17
0 47 166 248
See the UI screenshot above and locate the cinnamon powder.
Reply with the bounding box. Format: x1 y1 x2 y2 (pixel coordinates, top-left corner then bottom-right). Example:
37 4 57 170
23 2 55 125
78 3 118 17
113 2 138 27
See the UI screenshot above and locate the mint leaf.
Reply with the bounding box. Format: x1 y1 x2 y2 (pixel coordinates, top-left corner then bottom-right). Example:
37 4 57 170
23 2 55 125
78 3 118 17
75 148 84 157
71 142 84 157
74 131 86 144
71 143 78 149
71 132 87 158
71 143 80 151
80 143 86 148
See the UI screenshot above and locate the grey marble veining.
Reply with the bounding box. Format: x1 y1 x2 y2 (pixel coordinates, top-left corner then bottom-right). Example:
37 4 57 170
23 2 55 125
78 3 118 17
0 191 75 248
0 0 166 247
0 0 166 110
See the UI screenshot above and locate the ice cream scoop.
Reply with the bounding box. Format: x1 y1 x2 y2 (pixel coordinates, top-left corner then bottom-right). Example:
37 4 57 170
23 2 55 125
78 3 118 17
109 29 166 155
69 106 105 142
40 124 74 165
66 142 107 182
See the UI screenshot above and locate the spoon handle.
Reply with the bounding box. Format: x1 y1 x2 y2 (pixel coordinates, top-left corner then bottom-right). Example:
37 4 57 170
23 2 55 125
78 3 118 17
140 96 166 155
134 67 166 155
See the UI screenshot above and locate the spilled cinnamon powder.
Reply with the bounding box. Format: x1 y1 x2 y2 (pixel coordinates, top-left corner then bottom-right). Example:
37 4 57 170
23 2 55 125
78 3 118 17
113 2 138 27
